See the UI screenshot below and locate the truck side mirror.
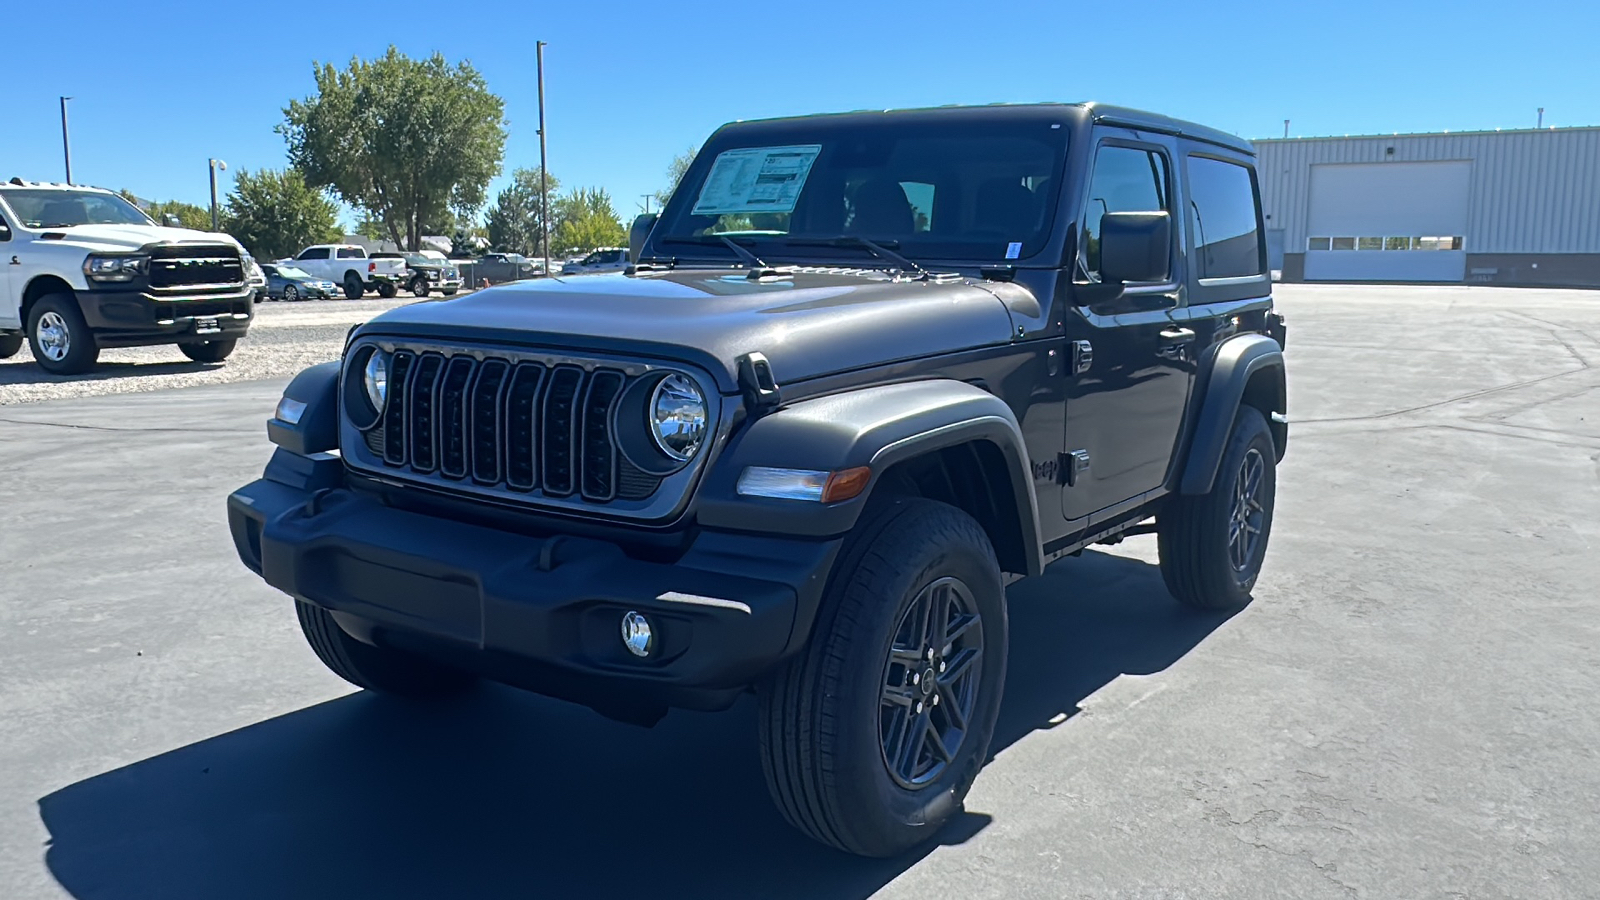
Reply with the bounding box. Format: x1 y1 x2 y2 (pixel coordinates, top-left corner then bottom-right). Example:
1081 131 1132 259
1099 211 1171 284
630 213 658 265
164 214 183 228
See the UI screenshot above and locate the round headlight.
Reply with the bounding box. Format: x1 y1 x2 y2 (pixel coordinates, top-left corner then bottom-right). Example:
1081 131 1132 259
363 351 389 412
650 373 707 461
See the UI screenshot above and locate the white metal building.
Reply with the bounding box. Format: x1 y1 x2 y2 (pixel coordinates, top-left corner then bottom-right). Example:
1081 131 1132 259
1253 127 1600 286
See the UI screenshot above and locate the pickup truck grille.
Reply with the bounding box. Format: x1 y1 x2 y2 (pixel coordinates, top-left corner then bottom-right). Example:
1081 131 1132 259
148 244 243 290
362 349 660 503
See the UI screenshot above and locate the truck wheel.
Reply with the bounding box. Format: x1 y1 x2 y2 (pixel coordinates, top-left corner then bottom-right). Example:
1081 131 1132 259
295 601 475 697
443 289 458 296
0 332 22 359
1158 405 1277 609
27 294 100 375
377 280 398 299
758 497 1008 857
343 273 364 300
178 340 236 363
410 276 429 297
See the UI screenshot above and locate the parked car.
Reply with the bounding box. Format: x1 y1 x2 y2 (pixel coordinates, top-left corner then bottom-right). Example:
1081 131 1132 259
229 102 1287 858
261 263 338 301
372 251 463 297
471 252 543 283
561 247 630 275
0 179 253 374
244 253 268 304
284 244 407 299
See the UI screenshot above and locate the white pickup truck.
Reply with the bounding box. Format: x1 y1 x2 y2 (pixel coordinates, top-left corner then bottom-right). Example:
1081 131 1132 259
0 179 254 374
284 244 408 299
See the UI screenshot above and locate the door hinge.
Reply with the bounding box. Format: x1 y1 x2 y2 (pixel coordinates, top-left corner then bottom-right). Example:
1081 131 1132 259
1059 450 1091 486
1071 339 1093 375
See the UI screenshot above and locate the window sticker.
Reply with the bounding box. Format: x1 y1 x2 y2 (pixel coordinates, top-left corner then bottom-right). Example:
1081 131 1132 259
691 145 823 216
1006 242 1023 259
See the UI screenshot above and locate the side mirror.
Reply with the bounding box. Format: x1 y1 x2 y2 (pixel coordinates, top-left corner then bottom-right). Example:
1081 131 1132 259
629 213 658 264
164 214 183 228
1099 211 1171 284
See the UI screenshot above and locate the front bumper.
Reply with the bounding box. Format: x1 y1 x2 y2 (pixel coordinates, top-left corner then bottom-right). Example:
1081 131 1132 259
227 452 840 706
79 286 254 347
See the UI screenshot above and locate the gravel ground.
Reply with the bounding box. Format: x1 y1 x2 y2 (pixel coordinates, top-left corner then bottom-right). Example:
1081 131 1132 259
0 297 432 407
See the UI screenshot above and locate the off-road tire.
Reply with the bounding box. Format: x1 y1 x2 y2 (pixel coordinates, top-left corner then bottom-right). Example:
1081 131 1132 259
27 293 100 375
411 276 430 298
178 340 236 363
1158 405 1277 609
295 601 475 697
0 332 22 359
377 280 398 299
343 273 364 300
758 497 1008 857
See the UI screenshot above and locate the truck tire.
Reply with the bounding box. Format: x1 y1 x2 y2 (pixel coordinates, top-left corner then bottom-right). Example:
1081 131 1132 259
295 601 475 697
410 276 429 297
343 273 364 300
377 280 398 299
1158 405 1277 609
758 497 1008 857
27 294 100 375
179 340 236 363
0 332 22 359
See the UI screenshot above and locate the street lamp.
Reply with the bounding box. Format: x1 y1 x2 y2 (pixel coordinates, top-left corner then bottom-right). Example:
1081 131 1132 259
208 158 227 232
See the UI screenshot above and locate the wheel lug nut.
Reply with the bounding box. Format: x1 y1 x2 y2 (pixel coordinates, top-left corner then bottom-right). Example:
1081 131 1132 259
915 701 924 714
911 673 920 685
931 694 940 706
938 661 946 673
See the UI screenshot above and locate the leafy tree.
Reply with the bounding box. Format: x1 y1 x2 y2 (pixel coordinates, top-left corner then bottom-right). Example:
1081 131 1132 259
485 167 560 256
117 191 212 231
653 147 699 209
280 46 507 251
552 187 625 256
222 168 342 260
354 216 389 242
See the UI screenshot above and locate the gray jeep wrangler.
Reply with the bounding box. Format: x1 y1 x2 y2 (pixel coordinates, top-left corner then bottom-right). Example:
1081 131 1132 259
228 102 1287 857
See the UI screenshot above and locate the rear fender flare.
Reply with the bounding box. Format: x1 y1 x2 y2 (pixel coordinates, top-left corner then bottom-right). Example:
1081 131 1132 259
1178 334 1286 495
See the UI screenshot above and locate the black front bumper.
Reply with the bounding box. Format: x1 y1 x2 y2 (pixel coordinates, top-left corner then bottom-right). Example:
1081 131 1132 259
80 286 254 347
227 452 840 709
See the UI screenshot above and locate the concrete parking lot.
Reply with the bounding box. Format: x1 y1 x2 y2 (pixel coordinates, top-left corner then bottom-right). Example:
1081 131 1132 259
1 285 1597 899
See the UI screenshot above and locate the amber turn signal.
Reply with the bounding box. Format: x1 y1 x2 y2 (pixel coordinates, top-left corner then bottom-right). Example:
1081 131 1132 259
821 466 872 503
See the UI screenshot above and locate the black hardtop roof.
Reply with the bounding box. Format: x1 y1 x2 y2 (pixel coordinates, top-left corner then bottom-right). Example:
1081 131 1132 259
719 102 1254 155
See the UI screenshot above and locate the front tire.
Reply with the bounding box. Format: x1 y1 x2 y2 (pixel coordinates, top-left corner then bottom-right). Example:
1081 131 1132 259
0 332 22 359
295 602 475 697
343 273 364 300
178 340 236 363
758 497 1008 857
377 280 398 299
27 294 99 375
410 276 429 297
1158 405 1277 609
283 284 300 303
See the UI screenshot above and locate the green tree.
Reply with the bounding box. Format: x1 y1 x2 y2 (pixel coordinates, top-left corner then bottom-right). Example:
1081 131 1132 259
222 168 342 260
552 187 625 256
653 147 698 209
354 216 389 242
280 46 507 251
117 190 212 230
485 167 560 256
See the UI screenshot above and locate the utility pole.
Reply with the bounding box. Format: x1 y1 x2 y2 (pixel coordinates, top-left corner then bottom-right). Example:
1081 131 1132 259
1537 107 1545 128
208 158 227 232
1283 119 1290 139
60 97 74 184
536 41 551 275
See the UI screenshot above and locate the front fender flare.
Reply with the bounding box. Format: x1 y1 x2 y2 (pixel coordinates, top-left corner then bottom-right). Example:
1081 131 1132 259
266 361 340 456
1178 334 1286 495
696 380 1043 574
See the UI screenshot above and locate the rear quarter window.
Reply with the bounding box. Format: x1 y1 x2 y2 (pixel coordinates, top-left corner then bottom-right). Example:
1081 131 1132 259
1185 156 1264 280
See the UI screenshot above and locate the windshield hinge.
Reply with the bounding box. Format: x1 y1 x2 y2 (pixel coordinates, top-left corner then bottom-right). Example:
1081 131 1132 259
737 352 781 415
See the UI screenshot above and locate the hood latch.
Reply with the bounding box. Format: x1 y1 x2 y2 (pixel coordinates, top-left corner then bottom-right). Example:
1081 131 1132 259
737 352 781 416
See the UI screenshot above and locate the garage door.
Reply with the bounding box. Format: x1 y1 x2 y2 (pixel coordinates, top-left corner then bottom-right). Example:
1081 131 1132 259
1303 161 1470 282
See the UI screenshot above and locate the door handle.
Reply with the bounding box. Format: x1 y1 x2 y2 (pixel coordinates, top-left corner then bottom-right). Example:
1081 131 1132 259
1159 327 1196 343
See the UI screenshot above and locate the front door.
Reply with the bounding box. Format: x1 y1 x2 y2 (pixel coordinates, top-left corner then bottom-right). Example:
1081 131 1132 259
0 211 18 329
1062 137 1195 522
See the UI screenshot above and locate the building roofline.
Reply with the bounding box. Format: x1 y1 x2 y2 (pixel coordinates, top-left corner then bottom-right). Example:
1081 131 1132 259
1254 125 1600 143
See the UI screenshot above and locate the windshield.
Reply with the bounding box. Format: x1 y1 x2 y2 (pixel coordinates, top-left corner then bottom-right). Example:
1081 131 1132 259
654 113 1069 264
0 189 154 228
404 253 433 265
276 265 313 279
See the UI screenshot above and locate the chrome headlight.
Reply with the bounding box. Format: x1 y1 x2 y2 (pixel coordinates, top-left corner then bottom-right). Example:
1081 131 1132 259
650 373 707 461
83 254 150 282
363 350 389 412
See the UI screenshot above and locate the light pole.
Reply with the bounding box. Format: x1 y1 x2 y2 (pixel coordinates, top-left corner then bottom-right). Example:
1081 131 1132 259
208 158 227 232
536 40 550 275
60 97 74 184
640 194 653 215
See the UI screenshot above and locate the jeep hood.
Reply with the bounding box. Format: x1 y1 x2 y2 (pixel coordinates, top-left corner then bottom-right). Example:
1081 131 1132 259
359 270 1032 390
32 223 241 254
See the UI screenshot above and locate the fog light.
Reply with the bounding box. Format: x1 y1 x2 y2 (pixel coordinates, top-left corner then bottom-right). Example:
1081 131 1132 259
620 610 653 657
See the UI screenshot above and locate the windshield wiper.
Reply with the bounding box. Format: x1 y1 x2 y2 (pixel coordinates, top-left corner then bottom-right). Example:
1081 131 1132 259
781 236 930 280
659 235 792 279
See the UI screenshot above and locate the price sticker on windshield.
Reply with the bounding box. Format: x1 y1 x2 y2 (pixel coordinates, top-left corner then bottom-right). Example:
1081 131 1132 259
691 145 822 217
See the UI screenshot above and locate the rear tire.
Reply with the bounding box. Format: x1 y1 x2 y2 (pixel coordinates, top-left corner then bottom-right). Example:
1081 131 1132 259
0 333 22 359
295 602 475 697
377 280 398 299
178 340 236 363
343 273 364 300
27 294 99 375
758 497 1008 857
1158 405 1277 609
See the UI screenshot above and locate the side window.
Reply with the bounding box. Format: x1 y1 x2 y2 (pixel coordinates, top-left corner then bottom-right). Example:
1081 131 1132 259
335 247 364 259
1082 145 1170 281
1186 156 1263 280
298 247 329 260
0 212 11 241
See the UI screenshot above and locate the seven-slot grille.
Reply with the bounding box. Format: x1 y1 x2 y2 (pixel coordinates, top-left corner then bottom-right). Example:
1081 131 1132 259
362 349 658 503
148 244 244 290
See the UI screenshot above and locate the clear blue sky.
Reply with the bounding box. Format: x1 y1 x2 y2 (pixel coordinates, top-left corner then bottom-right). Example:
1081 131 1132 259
4 0 1594 230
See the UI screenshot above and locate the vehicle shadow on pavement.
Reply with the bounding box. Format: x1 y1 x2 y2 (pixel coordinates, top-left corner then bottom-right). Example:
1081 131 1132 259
0 359 221 386
37 550 1237 900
